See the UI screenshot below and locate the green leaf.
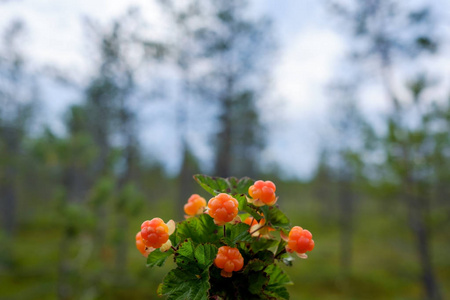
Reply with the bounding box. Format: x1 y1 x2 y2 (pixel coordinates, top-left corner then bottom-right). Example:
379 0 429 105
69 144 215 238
177 239 195 259
243 259 267 274
194 243 218 269
176 239 197 270
263 264 292 300
248 271 269 295
251 238 279 253
158 268 210 300
146 248 174 268
193 174 231 195
255 250 275 265
262 206 290 232
234 194 249 211
177 214 221 244
275 239 287 257
227 177 255 194
193 174 255 195
265 264 293 286
265 285 290 300
242 203 263 221
225 223 252 245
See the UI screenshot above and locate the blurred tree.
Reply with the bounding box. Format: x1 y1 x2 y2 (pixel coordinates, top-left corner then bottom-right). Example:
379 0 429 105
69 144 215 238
327 83 370 275
82 9 163 286
195 0 274 178
0 20 36 237
329 0 443 298
311 149 336 225
157 0 203 216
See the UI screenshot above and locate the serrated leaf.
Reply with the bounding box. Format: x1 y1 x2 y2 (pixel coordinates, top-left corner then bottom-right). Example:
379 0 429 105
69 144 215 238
193 174 255 195
177 214 221 244
243 259 267 273
193 174 231 195
177 239 195 259
248 271 269 295
262 264 292 300
226 223 252 245
265 264 293 286
194 243 218 269
234 194 249 211
243 203 263 221
251 238 278 253
262 206 290 231
265 285 290 300
158 268 210 300
227 177 255 194
255 250 275 264
146 248 174 268
176 239 198 271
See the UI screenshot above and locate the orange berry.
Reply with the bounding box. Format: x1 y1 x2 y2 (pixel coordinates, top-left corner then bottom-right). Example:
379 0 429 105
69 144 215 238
248 180 277 206
287 226 314 254
140 218 169 249
214 246 244 277
207 193 239 226
136 232 151 257
184 194 207 216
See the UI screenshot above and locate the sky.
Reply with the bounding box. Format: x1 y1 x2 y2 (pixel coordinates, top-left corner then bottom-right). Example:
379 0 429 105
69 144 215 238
1 0 449 178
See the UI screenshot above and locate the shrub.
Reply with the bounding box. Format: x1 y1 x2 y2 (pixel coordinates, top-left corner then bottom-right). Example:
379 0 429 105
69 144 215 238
135 175 315 300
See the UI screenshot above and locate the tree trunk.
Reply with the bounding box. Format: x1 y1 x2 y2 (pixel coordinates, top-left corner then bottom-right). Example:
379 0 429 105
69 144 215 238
338 177 353 275
404 181 442 300
215 96 233 178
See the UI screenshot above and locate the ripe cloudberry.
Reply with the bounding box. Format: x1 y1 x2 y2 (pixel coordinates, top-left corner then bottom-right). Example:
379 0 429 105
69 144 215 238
184 194 207 216
207 193 239 226
282 226 315 259
136 232 152 257
243 215 275 239
214 246 244 277
140 218 176 252
248 180 277 206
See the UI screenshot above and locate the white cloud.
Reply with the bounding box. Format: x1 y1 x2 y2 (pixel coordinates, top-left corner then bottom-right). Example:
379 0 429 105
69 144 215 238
264 28 345 178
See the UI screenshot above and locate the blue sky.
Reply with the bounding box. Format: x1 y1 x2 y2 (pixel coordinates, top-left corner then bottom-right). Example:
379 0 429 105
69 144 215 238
1 0 449 178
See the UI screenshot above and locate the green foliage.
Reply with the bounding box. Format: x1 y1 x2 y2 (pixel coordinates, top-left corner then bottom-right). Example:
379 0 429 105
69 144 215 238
193 174 254 195
144 175 303 299
147 248 174 268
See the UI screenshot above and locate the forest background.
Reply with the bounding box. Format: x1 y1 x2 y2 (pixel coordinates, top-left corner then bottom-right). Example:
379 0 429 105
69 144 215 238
0 0 449 299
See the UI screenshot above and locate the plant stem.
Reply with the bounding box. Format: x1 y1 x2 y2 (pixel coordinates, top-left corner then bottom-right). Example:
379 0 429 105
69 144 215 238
249 224 266 236
223 225 226 237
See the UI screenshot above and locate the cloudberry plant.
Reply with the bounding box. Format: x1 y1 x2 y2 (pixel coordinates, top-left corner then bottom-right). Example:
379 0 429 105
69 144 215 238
207 193 239 225
214 246 244 278
184 194 207 216
137 175 316 300
248 180 277 206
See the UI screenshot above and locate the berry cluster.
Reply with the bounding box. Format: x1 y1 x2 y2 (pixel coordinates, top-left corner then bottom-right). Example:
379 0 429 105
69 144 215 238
282 226 315 259
136 218 175 256
184 194 207 216
207 193 239 226
136 177 315 283
214 246 244 278
247 180 277 206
